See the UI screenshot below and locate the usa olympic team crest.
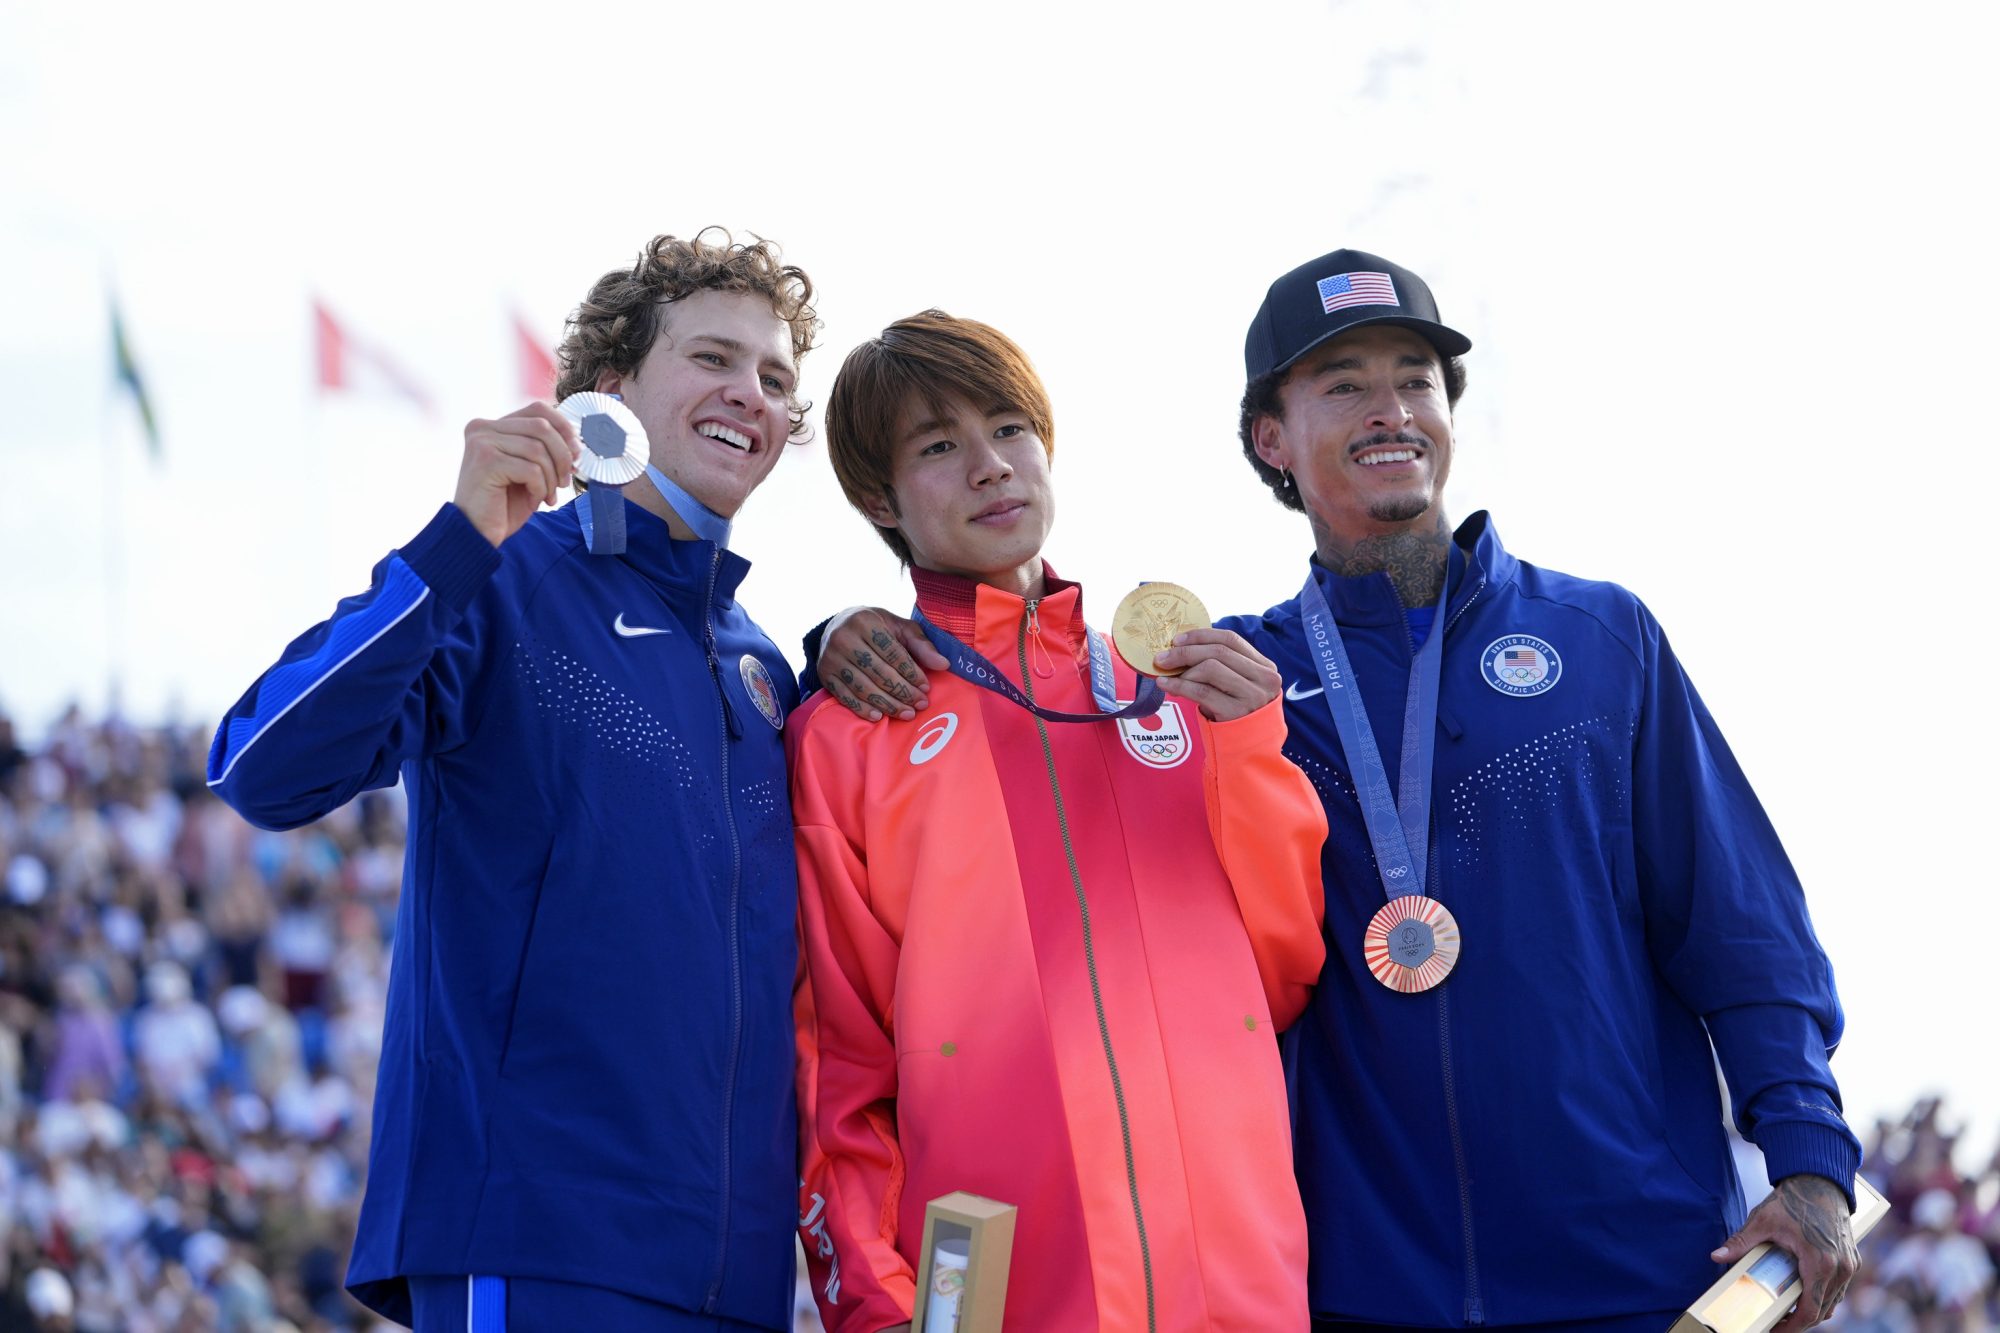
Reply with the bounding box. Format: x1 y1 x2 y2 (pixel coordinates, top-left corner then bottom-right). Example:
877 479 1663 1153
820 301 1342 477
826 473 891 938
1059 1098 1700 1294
1480 634 1561 697
739 655 784 729
1117 701 1191 769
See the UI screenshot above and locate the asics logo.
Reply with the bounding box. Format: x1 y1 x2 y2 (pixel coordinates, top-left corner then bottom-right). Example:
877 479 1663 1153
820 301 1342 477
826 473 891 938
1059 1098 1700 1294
1284 680 1324 701
613 613 671 638
909 712 959 765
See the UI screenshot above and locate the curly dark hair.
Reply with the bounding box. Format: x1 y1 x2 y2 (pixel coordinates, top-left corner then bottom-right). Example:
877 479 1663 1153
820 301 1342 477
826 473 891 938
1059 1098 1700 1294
1237 352 1468 511
555 228 821 439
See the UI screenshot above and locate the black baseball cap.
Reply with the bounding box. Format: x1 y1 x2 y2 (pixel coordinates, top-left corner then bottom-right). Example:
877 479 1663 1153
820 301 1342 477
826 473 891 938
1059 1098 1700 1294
1243 247 1471 384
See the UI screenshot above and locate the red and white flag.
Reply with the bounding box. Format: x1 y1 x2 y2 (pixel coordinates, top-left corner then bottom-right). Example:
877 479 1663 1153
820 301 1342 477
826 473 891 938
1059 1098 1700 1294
513 313 560 403
313 300 435 415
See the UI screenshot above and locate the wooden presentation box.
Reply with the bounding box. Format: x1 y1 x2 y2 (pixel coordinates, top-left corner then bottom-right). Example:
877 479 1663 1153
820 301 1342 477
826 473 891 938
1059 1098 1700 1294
911 1191 1017 1333
1669 1175 1891 1333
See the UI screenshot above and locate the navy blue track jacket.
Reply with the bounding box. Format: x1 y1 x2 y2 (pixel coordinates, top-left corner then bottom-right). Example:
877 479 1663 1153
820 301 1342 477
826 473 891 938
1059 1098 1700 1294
1219 512 1861 1329
208 500 800 1329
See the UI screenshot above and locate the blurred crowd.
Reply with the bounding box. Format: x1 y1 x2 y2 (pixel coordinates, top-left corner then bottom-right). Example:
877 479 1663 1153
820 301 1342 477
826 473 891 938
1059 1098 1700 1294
2 706 396 1331
1 703 1992 1332
1832 1098 2000 1331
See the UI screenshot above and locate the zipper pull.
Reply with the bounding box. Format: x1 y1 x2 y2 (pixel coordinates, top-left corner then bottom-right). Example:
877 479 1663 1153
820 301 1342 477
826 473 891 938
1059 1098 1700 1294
718 683 742 739
1024 599 1056 680
707 640 743 739
703 548 742 738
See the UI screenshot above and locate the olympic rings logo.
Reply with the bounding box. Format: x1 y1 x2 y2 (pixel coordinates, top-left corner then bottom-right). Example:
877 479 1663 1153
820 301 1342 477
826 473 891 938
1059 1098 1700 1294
1121 703 1191 768
1481 635 1562 697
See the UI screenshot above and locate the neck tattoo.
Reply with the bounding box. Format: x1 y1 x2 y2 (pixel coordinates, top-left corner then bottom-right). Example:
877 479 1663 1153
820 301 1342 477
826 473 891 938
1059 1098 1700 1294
1309 513 1452 609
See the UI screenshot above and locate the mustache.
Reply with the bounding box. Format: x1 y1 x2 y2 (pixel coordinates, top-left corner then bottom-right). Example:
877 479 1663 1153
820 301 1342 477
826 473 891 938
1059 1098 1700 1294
1348 430 1432 457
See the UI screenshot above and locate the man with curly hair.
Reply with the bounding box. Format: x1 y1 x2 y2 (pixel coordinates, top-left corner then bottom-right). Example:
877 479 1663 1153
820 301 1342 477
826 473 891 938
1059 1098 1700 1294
209 230 820 1332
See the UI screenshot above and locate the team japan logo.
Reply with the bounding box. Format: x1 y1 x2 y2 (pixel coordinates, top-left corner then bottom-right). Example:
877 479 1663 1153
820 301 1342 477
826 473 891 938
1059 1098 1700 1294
739 655 784 729
1117 701 1192 769
1480 634 1561 697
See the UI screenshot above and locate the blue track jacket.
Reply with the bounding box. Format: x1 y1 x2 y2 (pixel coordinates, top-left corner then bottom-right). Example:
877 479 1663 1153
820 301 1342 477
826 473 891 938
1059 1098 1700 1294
208 500 800 1329
1219 512 1860 1328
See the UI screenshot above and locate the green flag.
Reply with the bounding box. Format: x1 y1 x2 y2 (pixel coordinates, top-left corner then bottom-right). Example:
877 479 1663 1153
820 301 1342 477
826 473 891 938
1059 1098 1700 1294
111 298 160 457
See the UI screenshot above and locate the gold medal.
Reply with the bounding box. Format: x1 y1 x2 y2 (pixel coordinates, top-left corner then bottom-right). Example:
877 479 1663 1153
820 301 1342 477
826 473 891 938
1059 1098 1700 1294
1363 895 1462 993
1111 582 1211 676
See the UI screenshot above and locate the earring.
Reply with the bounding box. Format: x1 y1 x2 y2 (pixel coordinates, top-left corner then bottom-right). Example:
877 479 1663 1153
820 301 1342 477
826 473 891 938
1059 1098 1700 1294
1281 467 1293 489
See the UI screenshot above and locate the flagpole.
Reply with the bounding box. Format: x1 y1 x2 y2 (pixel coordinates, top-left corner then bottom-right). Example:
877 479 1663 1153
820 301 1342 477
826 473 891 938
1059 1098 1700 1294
101 286 127 714
101 385 127 716
309 295 336 612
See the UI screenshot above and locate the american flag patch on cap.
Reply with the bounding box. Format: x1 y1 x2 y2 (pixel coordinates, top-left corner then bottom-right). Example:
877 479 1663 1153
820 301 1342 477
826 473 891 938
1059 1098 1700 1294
1317 272 1399 314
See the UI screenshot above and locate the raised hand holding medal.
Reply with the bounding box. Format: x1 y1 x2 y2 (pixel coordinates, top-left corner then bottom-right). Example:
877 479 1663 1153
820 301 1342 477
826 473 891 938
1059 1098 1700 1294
453 403 585 550
1119 582 1288 725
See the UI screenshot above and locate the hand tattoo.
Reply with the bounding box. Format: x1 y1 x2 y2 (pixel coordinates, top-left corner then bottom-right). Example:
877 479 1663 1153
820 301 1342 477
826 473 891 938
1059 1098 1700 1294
872 630 895 651
855 651 873 669
840 668 857 687
868 694 893 713
1779 1177 1844 1259
1770 1174 1857 1320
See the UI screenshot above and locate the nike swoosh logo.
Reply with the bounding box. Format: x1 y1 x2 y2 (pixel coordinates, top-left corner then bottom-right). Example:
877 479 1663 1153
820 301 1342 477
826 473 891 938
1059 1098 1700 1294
613 613 671 638
1284 680 1324 701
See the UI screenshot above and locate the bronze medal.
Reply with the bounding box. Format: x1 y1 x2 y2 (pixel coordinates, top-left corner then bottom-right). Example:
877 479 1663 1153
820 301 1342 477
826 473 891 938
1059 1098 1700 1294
1363 895 1462 993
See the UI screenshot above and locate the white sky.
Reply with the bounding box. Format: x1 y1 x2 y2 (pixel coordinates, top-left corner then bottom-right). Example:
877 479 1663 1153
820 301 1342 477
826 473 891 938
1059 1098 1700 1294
3 1 1997 1160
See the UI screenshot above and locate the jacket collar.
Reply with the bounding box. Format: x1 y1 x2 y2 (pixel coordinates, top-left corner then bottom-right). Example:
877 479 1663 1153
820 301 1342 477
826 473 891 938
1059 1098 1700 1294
912 561 1086 663
566 495 752 607
1303 509 1509 628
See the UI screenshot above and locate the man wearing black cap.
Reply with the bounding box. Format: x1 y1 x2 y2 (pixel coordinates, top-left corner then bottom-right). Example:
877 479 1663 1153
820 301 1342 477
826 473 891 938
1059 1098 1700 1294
1222 249 1862 1331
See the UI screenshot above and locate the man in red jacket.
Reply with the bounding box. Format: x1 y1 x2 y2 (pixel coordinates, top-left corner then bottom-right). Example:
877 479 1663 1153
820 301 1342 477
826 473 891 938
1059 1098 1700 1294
790 310 1327 1332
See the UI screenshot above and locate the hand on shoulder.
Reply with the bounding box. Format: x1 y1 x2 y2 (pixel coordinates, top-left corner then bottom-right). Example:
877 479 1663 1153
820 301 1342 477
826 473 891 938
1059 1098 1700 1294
818 607 945 722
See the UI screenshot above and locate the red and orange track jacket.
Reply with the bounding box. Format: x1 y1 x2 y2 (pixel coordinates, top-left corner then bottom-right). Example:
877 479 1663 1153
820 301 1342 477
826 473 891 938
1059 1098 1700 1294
791 568 1328 1333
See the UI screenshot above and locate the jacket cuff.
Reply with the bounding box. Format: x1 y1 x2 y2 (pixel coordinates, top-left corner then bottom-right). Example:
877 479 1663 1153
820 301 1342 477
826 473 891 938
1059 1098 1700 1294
399 504 504 615
1755 1121 1862 1211
1196 694 1287 751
